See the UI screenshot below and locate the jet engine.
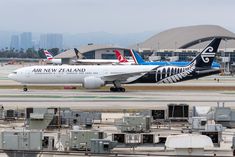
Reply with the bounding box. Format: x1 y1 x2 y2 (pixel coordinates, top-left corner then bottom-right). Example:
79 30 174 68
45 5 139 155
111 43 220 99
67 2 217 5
83 77 105 89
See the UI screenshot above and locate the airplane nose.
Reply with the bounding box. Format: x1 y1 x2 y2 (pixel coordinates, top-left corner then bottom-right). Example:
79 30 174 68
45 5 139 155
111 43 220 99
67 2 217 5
8 73 15 80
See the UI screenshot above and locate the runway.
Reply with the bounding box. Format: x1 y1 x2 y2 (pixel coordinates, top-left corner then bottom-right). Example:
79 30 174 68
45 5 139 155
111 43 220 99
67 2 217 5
1 88 235 110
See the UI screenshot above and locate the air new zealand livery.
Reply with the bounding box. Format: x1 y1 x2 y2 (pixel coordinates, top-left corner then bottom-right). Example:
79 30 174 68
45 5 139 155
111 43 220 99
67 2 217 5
8 38 221 92
130 38 222 84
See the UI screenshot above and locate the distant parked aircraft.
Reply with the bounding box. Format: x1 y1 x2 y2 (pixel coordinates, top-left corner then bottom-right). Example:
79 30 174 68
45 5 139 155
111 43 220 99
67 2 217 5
113 50 135 65
73 48 133 65
43 50 62 64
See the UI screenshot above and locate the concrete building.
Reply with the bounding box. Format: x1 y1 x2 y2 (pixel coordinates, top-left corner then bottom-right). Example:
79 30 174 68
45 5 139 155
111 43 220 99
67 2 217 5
10 35 19 50
20 32 32 50
39 33 63 49
39 34 47 49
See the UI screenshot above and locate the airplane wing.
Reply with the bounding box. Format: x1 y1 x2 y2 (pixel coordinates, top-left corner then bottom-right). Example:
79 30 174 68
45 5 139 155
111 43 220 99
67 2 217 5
102 71 149 82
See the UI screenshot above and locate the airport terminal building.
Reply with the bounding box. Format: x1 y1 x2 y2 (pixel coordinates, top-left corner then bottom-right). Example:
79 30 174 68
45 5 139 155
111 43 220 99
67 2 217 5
55 44 130 64
132 25 235 74
56 25 235 74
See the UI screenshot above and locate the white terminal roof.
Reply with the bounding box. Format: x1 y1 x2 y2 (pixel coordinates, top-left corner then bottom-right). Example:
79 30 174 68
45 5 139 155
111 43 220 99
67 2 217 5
133 25 235 50
165 134 213 149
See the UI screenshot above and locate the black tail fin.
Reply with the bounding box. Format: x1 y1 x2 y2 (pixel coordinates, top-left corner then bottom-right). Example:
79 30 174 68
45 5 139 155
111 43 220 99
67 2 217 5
190 38 222 68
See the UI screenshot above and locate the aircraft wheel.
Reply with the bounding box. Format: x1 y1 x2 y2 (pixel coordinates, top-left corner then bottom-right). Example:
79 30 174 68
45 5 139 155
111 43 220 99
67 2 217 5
110 87 116 92
110 87 125 92
120 87 125 92
116 88 121 92
23 87 28 92
116 87 125 92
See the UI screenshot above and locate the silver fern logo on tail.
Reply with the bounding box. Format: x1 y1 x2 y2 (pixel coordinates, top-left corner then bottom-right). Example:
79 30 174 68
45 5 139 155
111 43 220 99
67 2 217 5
201 46 215 63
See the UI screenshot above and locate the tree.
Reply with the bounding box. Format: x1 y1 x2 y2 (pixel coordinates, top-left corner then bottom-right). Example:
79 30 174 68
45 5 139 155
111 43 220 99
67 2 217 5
25 48 39 58
48 48 59 56
38 48 46 58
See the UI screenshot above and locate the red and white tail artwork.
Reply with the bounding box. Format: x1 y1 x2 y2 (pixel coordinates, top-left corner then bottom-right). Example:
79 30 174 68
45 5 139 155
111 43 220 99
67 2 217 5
114 50 128 63
43 50 53 60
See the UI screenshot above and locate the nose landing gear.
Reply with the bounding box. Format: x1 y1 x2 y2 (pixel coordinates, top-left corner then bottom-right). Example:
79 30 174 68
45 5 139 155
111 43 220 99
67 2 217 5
23 85 28 92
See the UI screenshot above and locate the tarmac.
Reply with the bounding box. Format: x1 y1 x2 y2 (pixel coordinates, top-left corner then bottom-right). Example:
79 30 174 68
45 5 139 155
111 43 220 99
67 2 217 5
0 64 235 156
0 88 235 110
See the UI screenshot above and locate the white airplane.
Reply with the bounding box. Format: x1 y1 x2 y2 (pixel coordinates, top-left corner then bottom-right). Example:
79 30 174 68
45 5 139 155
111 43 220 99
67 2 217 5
43 50 62 64
8 38 222 92
73 48 134 65
44 49 133 65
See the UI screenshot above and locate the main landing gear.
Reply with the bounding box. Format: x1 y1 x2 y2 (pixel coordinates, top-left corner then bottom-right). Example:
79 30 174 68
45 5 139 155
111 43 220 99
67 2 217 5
110 81 126 92
23 85 28 92
110 87 125 92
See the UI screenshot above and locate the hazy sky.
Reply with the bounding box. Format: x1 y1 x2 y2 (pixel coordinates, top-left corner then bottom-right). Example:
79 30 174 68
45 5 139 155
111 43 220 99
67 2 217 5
0 0 234 34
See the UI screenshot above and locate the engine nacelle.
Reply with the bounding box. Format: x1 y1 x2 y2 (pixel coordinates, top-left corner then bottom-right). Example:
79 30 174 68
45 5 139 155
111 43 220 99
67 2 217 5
83 77 105 89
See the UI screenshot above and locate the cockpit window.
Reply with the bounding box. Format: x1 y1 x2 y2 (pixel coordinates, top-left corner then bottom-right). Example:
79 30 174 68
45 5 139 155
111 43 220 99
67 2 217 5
12 71 17 74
